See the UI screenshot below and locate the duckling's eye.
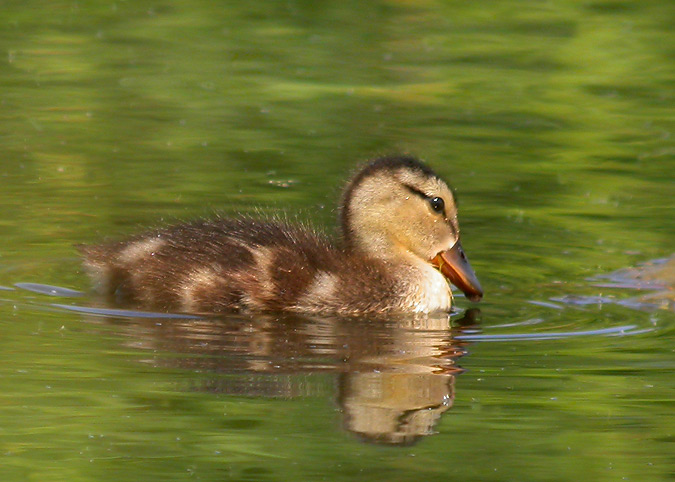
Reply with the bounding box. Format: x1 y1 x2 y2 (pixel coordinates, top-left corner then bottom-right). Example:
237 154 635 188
429 196 445 214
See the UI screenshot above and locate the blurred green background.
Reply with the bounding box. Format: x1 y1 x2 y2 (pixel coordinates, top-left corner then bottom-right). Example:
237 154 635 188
0 1 672 481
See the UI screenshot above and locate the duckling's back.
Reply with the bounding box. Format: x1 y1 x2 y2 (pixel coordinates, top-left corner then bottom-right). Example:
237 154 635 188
80 217 345 313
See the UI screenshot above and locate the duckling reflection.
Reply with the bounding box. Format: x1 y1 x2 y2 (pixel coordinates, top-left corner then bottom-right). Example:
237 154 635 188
337 312 478 445
93 309 480 445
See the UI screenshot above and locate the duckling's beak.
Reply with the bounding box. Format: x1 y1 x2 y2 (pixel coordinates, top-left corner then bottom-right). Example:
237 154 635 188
431 241 483 302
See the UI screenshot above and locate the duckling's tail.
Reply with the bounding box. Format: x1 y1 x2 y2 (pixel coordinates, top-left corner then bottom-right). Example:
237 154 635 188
76 243 118 295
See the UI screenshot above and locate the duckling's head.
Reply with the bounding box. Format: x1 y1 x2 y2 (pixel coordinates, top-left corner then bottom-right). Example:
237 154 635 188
341 155 483 302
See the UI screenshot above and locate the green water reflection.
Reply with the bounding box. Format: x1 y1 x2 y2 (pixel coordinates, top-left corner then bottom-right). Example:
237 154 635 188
0 0 672 480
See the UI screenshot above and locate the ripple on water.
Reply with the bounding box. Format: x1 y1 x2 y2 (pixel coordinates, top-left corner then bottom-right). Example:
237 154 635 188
535 255 674 312
14 283 84 297
51 303 200 320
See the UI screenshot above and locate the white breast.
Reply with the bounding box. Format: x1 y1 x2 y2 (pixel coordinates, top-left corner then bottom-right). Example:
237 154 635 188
406 262 453 313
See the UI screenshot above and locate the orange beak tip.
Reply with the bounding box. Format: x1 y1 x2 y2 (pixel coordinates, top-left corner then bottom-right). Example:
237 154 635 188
432 241 483 302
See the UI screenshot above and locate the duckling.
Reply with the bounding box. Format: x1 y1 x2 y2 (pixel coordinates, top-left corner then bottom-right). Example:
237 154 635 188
79 155 483 315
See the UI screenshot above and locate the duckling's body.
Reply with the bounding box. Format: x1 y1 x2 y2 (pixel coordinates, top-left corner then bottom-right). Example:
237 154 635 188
80 156 482 315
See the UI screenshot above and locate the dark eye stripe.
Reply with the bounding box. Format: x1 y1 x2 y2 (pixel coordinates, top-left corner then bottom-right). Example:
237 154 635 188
402 183 428 200
402 183 448 217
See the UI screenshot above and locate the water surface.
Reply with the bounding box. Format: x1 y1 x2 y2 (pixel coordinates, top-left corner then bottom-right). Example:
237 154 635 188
0 1 673 481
